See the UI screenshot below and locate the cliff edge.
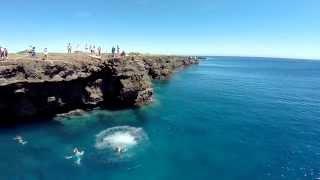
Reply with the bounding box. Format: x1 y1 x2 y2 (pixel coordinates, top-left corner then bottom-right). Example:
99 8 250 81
0 54 198 121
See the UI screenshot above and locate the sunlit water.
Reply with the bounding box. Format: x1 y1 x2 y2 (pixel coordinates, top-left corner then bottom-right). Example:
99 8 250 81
1 57 320 179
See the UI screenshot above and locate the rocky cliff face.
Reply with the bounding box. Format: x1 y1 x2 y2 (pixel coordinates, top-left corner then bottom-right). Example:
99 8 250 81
0 55 198 121
142 56 199 80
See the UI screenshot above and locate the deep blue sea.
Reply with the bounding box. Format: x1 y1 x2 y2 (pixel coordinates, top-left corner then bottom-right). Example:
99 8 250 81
1 57 320 180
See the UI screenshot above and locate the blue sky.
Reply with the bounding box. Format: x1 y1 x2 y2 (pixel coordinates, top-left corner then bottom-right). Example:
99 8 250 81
1 0 320 59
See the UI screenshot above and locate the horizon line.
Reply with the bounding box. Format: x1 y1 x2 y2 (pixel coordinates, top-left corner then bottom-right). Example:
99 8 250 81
9 50 320 61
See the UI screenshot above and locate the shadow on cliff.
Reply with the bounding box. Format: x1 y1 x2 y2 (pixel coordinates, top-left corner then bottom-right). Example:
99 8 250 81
0 115 63 129
0 105 143 129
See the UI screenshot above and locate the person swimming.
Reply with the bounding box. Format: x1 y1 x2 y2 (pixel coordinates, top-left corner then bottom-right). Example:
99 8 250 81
74 148 85 165
65 147 85 165
74 148 85 157
116 146 122 153
13 135 28 145
115 145 126 154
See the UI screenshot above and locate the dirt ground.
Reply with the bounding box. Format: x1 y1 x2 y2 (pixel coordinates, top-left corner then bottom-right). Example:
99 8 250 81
6 52 109 62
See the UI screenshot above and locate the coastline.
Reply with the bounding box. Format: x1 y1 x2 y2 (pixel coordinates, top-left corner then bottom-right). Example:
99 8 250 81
0 53 198 122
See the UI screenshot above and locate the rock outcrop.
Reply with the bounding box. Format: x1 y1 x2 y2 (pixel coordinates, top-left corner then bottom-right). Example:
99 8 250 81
0 55 198 121
142 56 199 80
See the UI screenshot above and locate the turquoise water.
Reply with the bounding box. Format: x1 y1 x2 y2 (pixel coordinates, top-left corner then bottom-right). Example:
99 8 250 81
1 57 320 180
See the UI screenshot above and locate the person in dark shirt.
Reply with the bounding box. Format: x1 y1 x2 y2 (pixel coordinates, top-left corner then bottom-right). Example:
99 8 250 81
97 46 101 56
120 51 126 58
4 48 8 60
31 47 36 57
116 45 120 55
0 47 4 60
111 46 116 58
67 43 72 54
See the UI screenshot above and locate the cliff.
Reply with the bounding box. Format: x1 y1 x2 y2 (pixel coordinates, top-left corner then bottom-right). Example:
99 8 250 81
0 54 198 122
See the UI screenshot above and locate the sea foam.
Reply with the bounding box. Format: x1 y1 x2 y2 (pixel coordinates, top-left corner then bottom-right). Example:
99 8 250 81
95 126 148 152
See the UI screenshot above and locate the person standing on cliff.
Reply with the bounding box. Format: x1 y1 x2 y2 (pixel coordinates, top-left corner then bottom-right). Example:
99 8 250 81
90 45 95 54
116 45 120 55
92 45 96 54
85 44 88 52
4 48 8 60
111 46 116 58
43 48 48 60
31 47 36 58
27 45 33 56
0 46 4 60
67 43 72 54
120 51 126 58
97 46 101 56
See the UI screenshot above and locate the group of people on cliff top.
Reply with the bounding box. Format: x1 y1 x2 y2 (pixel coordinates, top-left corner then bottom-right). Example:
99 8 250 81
26 46 48 60
28 46 37 57
111 45 126 58
0 43 127 61
0 46 8 60
83 44 102 56
67 43 126 58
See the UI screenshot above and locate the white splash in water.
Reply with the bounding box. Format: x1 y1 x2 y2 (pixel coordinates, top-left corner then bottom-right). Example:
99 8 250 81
95 126 148 153
102 132 137 147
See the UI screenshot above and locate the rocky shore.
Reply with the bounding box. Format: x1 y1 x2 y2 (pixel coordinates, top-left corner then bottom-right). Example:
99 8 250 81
0 54 198 122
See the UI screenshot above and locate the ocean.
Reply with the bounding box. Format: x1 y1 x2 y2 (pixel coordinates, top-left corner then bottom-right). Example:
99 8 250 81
1 57 320 180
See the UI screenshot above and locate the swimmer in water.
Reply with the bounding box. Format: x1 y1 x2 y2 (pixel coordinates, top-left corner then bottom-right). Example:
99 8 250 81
115 145 126 154
65 147 85 165
74 148 84 165
74 148 85 156
13 135 22 140
13 135 28 145
116 146 122 153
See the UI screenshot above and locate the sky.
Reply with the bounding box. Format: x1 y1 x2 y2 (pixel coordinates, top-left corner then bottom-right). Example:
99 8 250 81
1 0 320 59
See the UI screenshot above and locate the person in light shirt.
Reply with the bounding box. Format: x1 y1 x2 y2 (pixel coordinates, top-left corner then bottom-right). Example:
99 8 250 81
65 147 85 165
43 48 48 60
